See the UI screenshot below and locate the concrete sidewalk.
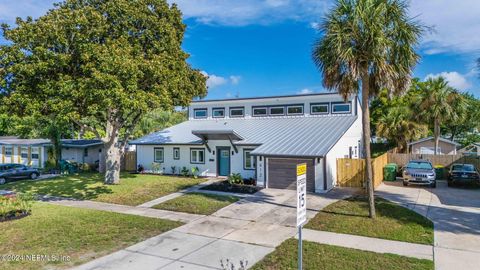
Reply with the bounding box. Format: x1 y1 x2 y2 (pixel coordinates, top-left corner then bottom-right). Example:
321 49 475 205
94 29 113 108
73 188 354 270
49 200 204 223
299 229 433 260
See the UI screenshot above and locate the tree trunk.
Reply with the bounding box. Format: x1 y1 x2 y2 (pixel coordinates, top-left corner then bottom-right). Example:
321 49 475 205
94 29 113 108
104 119 121 184
361 71 376 219
434 118 440 155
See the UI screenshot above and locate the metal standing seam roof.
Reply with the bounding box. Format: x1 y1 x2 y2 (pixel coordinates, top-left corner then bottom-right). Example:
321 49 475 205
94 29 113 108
130 115 357 157
0 139 50 146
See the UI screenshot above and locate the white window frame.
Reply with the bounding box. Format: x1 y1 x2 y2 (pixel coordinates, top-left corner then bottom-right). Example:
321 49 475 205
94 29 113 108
252 107 268 117
194 108 208 119
31 147 40 160
212 108 225 118
269 106 285 116
287 105 304 115
229 107 244 118
173 147 180 160
154 147 164 163
20 147 28 159
243 149 256 170
310 103 329 115
190 148 205 164
4 146 12 156
332 102 351 114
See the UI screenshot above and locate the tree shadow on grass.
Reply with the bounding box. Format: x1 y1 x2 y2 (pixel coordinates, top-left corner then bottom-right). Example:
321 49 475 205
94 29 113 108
3 173 114 200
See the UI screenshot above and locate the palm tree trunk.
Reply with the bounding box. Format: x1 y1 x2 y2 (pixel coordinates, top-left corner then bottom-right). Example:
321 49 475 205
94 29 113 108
361 71 376 219
434 118 440 155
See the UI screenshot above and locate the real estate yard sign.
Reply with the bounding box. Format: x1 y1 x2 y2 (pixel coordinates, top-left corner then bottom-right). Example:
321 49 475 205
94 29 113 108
297 163 307 270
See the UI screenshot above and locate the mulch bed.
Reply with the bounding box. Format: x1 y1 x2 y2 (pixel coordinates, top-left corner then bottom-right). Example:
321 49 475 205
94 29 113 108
0 210 30 222
200 180 262 194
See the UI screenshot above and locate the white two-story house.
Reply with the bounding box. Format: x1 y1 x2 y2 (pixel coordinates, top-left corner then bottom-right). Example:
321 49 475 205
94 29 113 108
131 92 363 193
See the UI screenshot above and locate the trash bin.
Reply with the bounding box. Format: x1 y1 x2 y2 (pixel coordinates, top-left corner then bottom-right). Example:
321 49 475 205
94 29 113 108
384 163 398 181
435 165 446 180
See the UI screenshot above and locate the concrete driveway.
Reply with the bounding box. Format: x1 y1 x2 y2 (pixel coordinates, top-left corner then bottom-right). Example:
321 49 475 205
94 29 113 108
75 188 352 270
377 180 480 270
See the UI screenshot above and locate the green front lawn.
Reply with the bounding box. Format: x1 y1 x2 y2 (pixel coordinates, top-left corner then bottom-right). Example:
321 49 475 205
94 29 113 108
2 173 205 206
153 192 239 215
0 203 182 270
305 196 434 245
252 239 433 270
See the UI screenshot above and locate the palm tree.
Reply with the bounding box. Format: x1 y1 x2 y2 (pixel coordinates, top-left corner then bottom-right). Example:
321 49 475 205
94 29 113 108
416 77 464 155
312 0 423 218
377 105 428 153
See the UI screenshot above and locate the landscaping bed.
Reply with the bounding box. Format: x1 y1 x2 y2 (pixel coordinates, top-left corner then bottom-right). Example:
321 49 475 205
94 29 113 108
153 192 239 215
252 239 433 270
305 196 434 245
2 173 205 206
0 203 182 270
200 180 261 194
0 193 34 222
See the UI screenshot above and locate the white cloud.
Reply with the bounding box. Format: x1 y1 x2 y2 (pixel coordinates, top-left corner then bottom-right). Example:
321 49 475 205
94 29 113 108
201 71 242 88
297 88 313 94
425 71 472 91
229 75 241 85
409 1 480 55
169 0 330 26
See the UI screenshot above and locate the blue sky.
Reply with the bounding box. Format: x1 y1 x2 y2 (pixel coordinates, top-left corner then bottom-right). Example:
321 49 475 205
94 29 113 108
1 0 479 99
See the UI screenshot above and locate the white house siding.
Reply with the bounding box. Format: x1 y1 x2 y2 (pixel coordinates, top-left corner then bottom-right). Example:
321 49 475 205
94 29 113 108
314 158 325 192
256 156 265 187
136 142 257 179
0 145 45 168
324 100 363 190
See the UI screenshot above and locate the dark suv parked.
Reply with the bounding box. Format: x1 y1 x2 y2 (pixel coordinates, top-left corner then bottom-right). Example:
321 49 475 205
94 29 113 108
0 164 40 185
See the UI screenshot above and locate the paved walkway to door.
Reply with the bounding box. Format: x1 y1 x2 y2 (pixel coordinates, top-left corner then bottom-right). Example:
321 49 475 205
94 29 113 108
73 188 353 270
377 181 480 270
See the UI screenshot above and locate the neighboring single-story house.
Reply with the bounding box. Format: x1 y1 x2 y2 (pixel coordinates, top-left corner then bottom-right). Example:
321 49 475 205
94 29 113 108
458 142 480 156
131 92 363 193
408 137 460 155
0 137 104 168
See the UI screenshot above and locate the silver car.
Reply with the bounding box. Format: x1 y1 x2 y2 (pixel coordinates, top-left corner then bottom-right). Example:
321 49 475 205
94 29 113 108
402 160 436 188
0 164 40 185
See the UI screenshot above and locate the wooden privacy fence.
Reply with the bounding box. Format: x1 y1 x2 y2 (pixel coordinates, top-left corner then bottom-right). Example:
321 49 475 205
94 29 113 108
121 151 137 172
388 153 480 170
337 153 388 189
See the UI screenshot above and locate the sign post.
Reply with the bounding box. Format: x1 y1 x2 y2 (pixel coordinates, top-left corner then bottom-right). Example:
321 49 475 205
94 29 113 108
296 163 307 270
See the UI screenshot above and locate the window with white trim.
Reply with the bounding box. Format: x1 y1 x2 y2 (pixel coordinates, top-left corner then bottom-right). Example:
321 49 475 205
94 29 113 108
20 147 28 159
5 146 12 156
212 108 225 118
31 147 39 160
287 105 303 115
332 103 351 114
269 107 285 116
311 104 329 114
243 149 256 170
154 147 164 163
194 108 207 119
253 107 267 116
229 107 244 117
190 148 205 164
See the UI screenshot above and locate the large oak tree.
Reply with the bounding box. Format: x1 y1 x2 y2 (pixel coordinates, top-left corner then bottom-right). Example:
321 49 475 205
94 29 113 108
0 0 207 184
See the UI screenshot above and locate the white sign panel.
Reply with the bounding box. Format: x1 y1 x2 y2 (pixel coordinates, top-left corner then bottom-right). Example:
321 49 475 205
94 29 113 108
296 163 307 227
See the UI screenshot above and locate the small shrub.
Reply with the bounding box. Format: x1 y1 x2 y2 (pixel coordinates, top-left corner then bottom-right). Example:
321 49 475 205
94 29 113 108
228 173 243 185
171 166 176 175
0 193 34 222
79 163 91 172
151 162 162 174
181 166 190 177
191 167 200 178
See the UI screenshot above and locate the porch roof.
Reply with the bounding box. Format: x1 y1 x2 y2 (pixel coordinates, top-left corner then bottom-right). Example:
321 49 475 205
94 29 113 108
192 130 244 141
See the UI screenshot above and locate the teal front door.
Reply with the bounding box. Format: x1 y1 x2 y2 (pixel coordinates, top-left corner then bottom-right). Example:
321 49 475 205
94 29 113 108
217 147 230 176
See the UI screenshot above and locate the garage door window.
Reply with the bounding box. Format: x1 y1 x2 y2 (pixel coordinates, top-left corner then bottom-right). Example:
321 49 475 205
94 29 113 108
244 149 256 170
